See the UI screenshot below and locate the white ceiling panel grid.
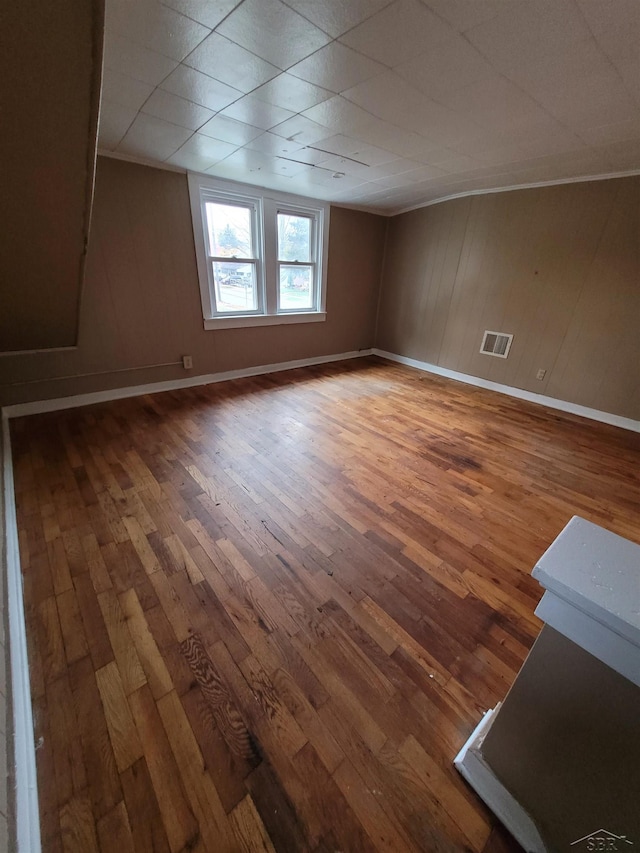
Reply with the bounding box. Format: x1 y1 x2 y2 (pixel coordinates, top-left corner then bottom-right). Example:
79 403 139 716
97 0 640 212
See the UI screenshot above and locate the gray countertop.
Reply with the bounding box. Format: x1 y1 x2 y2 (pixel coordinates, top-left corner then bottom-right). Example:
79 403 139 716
532 516 640 649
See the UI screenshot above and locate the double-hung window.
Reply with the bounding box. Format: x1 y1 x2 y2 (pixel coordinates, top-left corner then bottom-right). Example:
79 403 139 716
204 196 262 316
189 174 328 330
276 209 316 313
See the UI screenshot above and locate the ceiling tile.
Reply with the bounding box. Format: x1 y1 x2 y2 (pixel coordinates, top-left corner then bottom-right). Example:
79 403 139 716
161 65 242 111
288 42 386 94
308 152 364 174
299 169 365 191
107 0 210 61
302 96 375 135
373 164 444 188
615 61 640 108
364 157 429 179
184 31 280 92
339 0 458 68
531 73 639 129
244 131 307 157
252 74 333 112
100 0 640 210
211 147 281 176
421 0 512 32
98 101 138 150
502 37 617 92
472 144 527 166
450 126 517 157
103 33 179 85
220 94 295 130
216 0 331 69
204 159 260 183
576 117 640 147
310 136 396 168
198 114 263 145
495 116 585 153
585 21 640 103
306 134 366 157
341 71 433 126
117 113 193 160
343 72 480 143
350 118 437 159
598 28 638 72
595 138 640 171
166 133 238 170
284 146 348 167
465 0 592 74
161 0 242 29
424 151 479 172
101 69 155 111
394 35 495 98
576 0 639 36
270 157 314 178
142 89 214 130
269 114 333 145
518 134 586 160
207 160 311 195
439 76 551 132
283 0 394 38
500 116 586 153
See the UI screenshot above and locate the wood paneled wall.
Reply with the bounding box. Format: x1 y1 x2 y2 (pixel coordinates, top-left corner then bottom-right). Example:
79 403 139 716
0 158 386 406
376 176 640 420
2 162 637 420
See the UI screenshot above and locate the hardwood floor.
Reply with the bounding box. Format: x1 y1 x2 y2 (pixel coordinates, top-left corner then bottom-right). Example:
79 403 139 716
10 356 640 853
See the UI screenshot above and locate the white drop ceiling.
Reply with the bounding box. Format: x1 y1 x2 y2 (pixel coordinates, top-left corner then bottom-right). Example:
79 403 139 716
99 0 640 213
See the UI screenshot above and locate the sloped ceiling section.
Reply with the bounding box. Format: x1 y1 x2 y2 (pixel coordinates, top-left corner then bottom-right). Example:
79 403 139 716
0 0 103 353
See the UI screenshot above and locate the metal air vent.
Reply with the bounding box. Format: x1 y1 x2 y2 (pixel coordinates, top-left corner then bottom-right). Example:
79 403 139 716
480 331 513 358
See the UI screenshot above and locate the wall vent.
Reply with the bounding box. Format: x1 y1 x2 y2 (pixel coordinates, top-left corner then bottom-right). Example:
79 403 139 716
480 330 513 358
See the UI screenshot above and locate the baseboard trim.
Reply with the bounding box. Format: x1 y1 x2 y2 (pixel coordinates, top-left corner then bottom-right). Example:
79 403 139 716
2 349 373 419
2 413 42 853
454 706 546 853
372 350 640 433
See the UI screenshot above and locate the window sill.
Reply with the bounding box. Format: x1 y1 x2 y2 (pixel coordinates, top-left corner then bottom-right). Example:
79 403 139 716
204 312 326 330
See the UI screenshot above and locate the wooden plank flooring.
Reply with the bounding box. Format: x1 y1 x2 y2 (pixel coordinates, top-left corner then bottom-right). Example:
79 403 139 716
10 356 640 853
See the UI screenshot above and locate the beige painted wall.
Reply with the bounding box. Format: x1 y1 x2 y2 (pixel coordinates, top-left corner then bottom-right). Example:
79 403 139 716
0 0 102 352
376 176 640 420
0 157 386 406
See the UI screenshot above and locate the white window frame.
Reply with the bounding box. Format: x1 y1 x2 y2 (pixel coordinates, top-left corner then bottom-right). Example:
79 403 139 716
274 205 319 314
199 191 264 318
188 173 329 330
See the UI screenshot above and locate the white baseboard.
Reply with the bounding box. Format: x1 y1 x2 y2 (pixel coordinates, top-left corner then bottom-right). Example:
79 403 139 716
2 349 373 419
454 706 547 853
2 413 42 853
372 349 640 433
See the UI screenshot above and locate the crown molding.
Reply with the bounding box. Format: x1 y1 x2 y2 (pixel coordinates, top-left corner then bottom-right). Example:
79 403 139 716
390 169 640 216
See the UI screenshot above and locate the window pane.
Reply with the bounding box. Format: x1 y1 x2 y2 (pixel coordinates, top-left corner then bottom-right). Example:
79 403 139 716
213 262 257 313
279 265 313 310
206 203 253 258
277 213 311 262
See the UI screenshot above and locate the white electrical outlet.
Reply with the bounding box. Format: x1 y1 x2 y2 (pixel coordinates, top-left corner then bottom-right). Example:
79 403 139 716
182 355 193 369
536 368 546 380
